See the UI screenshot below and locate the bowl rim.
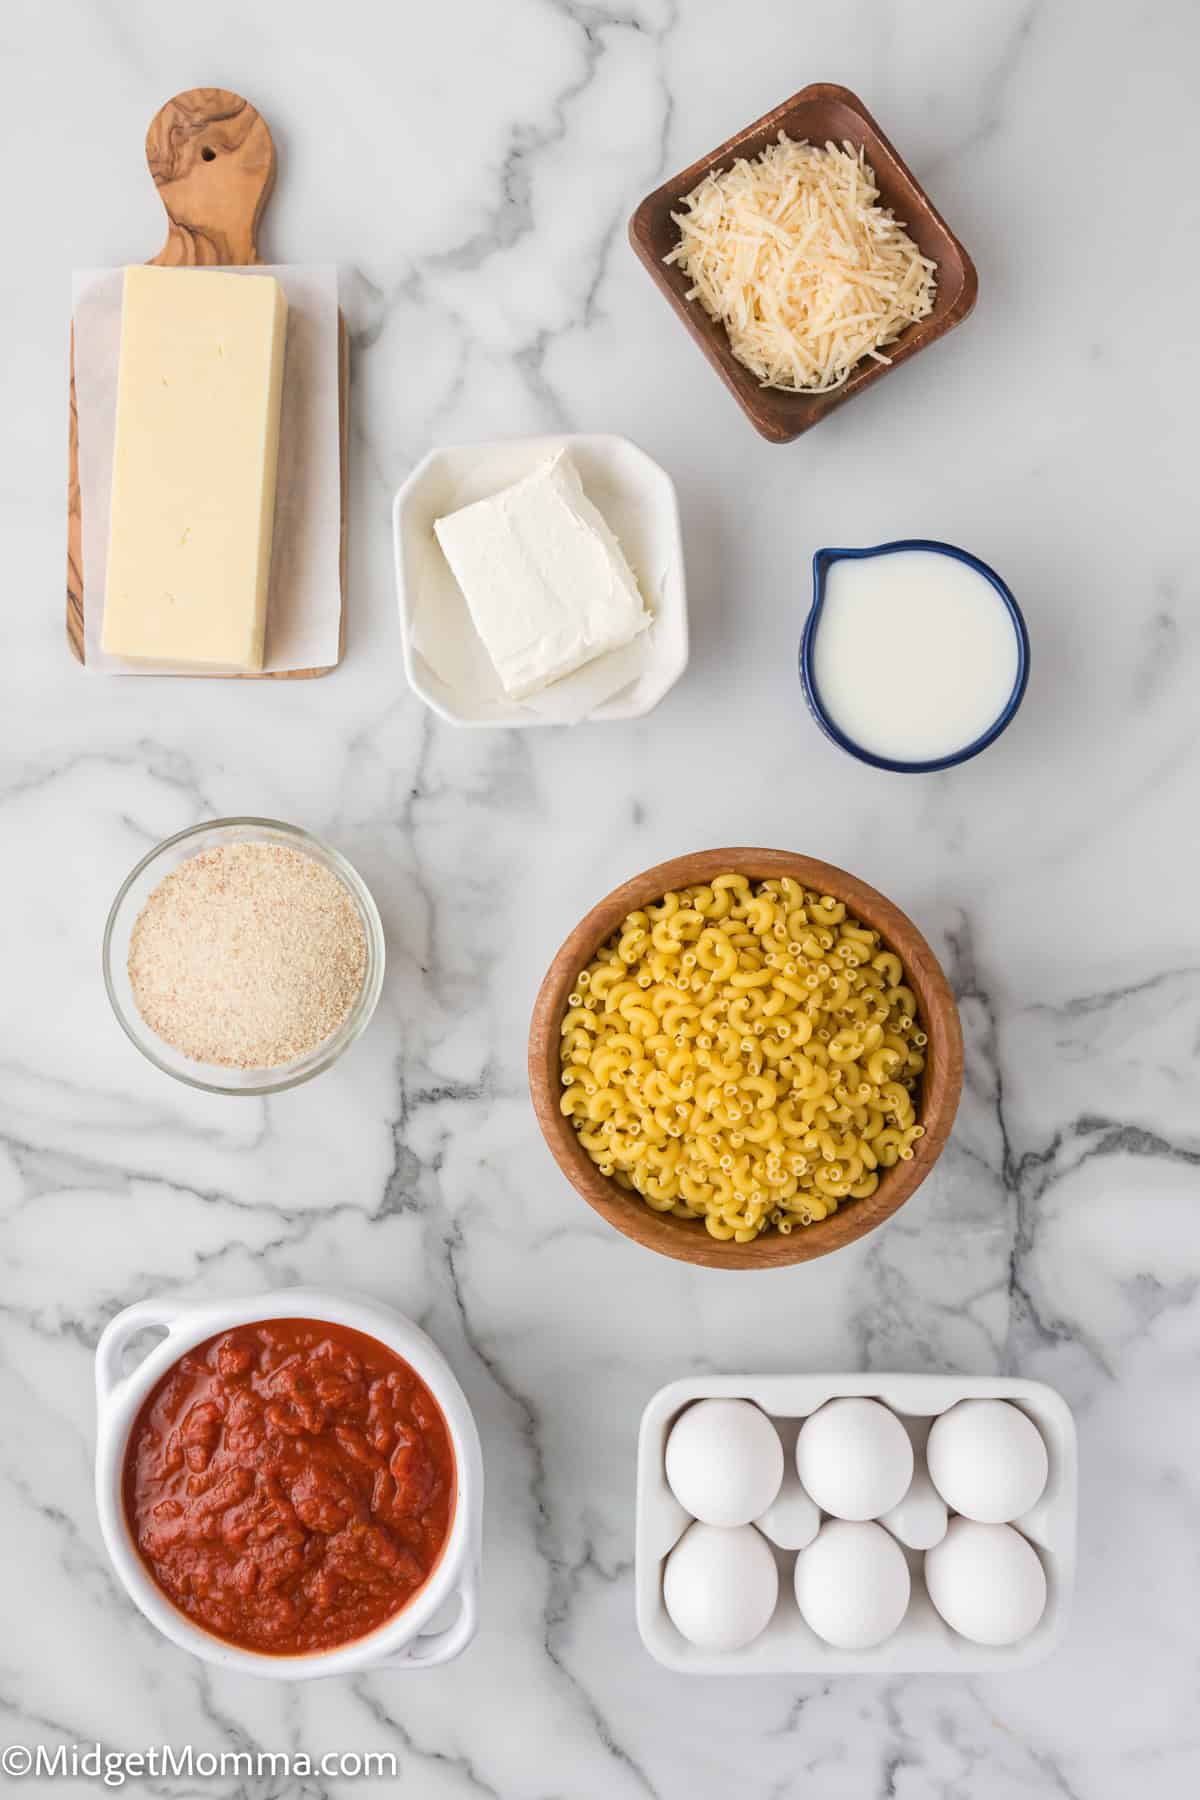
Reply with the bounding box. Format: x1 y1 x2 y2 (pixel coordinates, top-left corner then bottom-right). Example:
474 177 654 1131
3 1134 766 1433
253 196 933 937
528 848 964 1270
93 1287 482 1679
102 816 385 1096
799 540 1032 773
391 431 690 728
628 81 979 443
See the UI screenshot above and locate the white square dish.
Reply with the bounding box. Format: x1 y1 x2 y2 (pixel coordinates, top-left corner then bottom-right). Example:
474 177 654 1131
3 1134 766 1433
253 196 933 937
392 434 688 727
636 1373 1077 1674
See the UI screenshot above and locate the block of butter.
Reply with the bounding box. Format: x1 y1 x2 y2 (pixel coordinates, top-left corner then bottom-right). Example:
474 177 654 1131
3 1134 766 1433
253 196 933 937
101 265 288 670
433 450 650 700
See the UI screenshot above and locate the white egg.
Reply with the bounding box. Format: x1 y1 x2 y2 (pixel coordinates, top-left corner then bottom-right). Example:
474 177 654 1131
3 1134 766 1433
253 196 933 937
794 1520 911 1650
665 1399 784 1527
925 1518 1047 1646
663 1522 779 1651
795 1398 913 1521
926 1400 1049 1523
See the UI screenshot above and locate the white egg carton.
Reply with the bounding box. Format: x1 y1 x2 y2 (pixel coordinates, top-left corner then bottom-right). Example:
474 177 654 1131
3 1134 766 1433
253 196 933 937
636 1373 1077 1674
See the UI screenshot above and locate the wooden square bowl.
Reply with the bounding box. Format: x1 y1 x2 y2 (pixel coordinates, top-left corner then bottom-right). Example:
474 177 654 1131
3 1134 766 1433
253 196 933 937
628 83 978 443
529 849 963 1269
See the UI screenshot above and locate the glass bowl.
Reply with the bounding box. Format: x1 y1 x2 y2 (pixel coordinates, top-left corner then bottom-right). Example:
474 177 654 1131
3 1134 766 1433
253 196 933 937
102 818 385 1096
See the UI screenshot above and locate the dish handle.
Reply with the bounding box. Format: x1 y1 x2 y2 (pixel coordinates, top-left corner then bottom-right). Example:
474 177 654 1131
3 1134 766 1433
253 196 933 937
95 1299 201 1410
377 1557 479 1669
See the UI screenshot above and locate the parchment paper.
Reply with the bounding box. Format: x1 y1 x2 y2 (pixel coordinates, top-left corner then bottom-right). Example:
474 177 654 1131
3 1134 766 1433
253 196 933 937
72 264 342 675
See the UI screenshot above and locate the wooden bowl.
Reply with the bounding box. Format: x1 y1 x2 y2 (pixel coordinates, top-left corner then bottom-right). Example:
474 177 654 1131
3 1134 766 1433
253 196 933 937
529 849 963 1270
628 83 978 444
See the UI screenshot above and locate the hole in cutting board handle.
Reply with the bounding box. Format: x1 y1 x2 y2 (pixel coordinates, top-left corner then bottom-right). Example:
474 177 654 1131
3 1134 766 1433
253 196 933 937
200 145 216 161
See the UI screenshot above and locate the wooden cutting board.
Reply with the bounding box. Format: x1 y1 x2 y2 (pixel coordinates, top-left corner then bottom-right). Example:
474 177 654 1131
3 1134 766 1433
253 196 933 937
67 86 347 677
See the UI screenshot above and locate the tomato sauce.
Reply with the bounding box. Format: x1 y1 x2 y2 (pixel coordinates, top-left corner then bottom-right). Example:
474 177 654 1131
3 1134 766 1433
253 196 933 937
122 1319 455 1655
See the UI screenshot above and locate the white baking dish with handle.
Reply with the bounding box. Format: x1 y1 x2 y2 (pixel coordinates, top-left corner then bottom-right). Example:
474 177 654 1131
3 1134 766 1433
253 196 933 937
95 1288 482 1679
637 1372 1077 1674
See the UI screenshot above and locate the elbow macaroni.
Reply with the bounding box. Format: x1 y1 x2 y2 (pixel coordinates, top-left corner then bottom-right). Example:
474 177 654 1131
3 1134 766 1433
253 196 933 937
560 875 926 1243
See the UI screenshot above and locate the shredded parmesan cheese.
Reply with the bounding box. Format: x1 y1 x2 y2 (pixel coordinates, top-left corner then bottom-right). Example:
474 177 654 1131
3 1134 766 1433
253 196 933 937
666 135 938 393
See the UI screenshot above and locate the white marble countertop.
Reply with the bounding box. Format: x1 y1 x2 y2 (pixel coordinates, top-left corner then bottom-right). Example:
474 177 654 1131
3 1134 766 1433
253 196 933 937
4 1 1199 1795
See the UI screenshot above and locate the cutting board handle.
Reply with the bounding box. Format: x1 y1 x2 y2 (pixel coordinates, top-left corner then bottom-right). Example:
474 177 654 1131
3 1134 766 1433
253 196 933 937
145 87 275 267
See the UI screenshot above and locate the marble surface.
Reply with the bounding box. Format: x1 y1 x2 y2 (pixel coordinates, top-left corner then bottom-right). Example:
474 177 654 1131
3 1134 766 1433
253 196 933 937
3 1 1199 1794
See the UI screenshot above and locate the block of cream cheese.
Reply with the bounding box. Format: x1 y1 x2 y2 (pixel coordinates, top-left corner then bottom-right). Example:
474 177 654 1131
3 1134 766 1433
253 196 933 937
432 450 650 699
101 265 288 670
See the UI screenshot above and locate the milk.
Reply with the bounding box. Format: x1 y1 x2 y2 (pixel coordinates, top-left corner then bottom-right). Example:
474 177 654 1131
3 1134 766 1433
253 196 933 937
809 549 1021 765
